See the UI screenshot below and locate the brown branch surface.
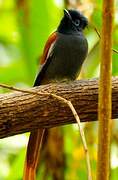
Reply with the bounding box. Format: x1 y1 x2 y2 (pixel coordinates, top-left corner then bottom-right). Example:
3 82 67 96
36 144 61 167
0 78 118 139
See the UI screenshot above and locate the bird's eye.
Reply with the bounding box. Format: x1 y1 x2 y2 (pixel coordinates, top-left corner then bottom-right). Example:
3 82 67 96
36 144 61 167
74 19 80 26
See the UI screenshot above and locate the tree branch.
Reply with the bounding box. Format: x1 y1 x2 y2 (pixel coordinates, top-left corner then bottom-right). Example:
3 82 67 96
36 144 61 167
0 77 118 139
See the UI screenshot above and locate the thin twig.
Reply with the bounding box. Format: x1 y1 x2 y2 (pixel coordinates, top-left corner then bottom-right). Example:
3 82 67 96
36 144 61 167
112 48 118 54
94 26 101 39
0 83 92 180
66 100 92 180
92 25 118 54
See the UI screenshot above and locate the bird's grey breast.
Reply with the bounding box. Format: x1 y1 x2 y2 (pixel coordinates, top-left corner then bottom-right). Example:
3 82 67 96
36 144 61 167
44 32 88 80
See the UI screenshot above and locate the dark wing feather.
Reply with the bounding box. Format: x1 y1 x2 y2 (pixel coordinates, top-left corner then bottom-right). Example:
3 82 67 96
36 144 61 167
34 32 57 86
34 56 53 86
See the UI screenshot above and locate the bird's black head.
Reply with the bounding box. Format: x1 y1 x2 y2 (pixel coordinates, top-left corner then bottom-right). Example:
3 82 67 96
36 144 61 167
57 9 88 34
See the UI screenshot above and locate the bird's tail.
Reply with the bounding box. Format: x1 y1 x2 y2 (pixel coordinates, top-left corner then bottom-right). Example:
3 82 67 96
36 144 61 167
23 129 45 180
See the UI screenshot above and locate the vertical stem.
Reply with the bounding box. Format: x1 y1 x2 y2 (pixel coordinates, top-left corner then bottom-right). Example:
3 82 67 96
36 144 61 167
97 0 114 180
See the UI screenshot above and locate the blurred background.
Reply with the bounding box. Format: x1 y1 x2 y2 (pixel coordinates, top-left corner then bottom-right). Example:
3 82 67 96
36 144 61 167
0 0 118 179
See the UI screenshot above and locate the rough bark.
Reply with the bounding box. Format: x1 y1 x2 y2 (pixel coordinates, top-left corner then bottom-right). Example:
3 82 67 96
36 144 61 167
0 78 118 139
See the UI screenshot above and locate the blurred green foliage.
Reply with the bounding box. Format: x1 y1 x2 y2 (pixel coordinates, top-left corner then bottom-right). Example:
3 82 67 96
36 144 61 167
0 0 118 179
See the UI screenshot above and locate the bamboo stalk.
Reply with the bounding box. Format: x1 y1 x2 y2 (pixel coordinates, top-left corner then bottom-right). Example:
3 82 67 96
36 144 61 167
97 0 114 180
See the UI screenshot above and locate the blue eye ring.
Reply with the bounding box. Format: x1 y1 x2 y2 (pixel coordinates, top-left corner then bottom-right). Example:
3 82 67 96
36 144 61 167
74 19 80 26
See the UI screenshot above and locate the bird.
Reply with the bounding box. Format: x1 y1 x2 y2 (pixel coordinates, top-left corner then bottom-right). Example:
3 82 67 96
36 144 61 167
23 9 88 180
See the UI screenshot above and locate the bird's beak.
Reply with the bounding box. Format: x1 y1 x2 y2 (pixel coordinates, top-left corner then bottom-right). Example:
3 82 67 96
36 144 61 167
64 9 72 20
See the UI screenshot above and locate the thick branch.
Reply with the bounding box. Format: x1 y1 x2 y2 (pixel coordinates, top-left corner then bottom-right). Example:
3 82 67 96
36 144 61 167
0 77 118 139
